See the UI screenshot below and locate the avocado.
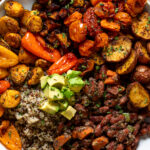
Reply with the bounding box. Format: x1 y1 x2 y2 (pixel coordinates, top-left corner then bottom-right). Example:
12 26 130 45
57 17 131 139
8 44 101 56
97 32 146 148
58 100 68 111
68 77 85 92
43 85 49 98
40 76 48 89
61 106 76 120
66 70 81 79
47 74 65 88
40 101 60 115
61 86 74 99
48 87 64 101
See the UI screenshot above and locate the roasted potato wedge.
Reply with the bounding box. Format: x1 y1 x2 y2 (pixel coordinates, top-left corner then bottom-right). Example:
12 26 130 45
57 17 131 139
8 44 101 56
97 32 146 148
127 82 150 108
133 65 150 84
4 1 24 18
10 64 29 85
116 50 137 75
0 90 21 108
0 16 20 36
132 12 150 40
35 59 51 69
4 33 21 48
0 68 9 79
102 36 132 62
134 41 150 64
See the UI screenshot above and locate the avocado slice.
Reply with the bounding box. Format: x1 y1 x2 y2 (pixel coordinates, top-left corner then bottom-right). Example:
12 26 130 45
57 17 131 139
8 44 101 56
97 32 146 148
66 70 81 79
68 77 85 93
40 76 48 89
40 101 60 115
47 74 65 88
61 86 74 99
43 85 49 98
58 100 68 111
61 106 76 120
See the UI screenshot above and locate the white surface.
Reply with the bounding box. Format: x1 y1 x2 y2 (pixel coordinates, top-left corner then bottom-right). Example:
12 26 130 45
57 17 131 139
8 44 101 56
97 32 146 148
0 0 150 149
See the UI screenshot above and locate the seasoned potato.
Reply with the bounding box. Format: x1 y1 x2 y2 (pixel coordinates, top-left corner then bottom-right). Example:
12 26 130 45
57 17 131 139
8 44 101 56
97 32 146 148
134 41 150 64
10 64 29 85
0 68 9 79
4 1 24 18
102 36 132 62
127 82 150 108
28 67 44 85
116 50 137 75
4 33 21 48
73 0 84 7
35 59 51 69
132 12 150 40
0 38 10 49
0 90 21 108
18 47 37 64
133 65 150 84
0 16 20 36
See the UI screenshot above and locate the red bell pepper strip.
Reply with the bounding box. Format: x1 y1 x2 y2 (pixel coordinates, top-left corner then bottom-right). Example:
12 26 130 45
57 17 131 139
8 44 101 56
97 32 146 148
0 81 10 94
21 32 61 62
47 53 78 75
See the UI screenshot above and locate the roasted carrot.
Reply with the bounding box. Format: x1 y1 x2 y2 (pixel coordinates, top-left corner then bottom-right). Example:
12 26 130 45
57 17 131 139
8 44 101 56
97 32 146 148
92 136 109 150
21 32 61 62
0 80 10 94
53 134 71 150
104 77 115 84
106 70 117 77
0 105 4 117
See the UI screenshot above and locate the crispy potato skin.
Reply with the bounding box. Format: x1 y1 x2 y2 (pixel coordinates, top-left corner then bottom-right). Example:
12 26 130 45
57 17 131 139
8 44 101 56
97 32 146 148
4 1 24 18
133 65 150 84
0 90 21 108
102 36 132 62
116 50 137 75
127 82 150 108
28 67 44 85
134 41 150 64
10 64 29 85
4 33 21 48
132 12 150 40
0 16 20 37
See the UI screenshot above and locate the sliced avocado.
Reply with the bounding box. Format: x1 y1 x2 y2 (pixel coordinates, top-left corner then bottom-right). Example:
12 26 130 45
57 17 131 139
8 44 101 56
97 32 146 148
58 100 68 111
43 85 49 98
61 106 76 120
68 77 85 93
48 87 64 101
66 70 81 79
40 101 60 115
47 74 65 88
61 86 74 99
40 76 48 89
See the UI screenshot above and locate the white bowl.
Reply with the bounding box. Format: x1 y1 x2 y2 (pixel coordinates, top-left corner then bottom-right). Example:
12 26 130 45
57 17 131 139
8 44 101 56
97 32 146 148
0 0 5 7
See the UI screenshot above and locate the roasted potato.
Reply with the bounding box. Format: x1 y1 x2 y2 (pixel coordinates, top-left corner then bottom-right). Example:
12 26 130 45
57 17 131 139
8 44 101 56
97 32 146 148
0 38 10 49
132 12 150 40
4 1 24 18
134 41 150 64
127 82 150 108
35 59 51 69
147 42 150 54
32 2 42 11
10 64 29 85
0 16 20 36
0 68 9 79
0 90 21 108
73 0 84 7
116 50 137 75
28 67 44 85
102 36 132 62
4 33 21 48
18 47 37 64
133 65 150 84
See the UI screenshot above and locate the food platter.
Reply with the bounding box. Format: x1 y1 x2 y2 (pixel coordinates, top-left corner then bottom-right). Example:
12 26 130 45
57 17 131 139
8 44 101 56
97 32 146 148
0 0 150 150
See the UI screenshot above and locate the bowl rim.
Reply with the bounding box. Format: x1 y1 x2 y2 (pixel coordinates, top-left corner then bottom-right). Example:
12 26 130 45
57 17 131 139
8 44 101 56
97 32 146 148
0 0 5 6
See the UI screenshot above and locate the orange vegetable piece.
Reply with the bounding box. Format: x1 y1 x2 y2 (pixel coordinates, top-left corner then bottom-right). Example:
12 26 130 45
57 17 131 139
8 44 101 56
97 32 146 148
95 32 108 48
104 77 115 84
106 70 117 77
64 11 82 26
94 2 115 18
0 80 10 94
92 136 109 150
0 105 4 117
69 20 87 43
90 0 112 6
53 134 71 150
79 40 95 57
0 121 22 150
114 12 132 26
100 19 120 32
72 126 94 140
21 32 61 62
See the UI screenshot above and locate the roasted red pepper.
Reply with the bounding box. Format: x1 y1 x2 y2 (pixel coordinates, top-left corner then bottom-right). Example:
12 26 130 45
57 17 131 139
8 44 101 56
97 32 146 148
0 80 10 94
21 32 61 62
47 53 78 75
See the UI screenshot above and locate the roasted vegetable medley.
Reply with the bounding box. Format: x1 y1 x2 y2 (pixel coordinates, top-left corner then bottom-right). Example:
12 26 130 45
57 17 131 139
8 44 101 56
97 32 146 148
0 0 150 150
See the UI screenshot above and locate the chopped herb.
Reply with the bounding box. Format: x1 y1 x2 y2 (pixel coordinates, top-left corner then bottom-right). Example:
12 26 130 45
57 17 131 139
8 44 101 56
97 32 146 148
8 131 11 139
103 91 107 99
41 120 45 125
81 65 87 69
84 103 89 107
70 0 74 5
47 12 51 16
114 36 119 40
97 19 101 23
127 125 134 133
119 109 123 113
115 8 119 13
144 98 148 104
115 105 121 110
65 4 70 9
15 94 19 99
99 3 104 6
118 87 122 92
123 113 130 122
62 33 66 39
96 103 101 107
107 112 111 114
85 80 90 85
96 65 100 71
